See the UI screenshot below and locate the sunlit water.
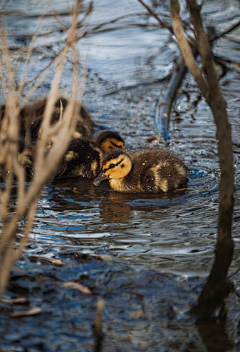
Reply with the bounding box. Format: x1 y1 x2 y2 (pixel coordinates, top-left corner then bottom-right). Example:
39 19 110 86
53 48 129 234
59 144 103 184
1 0 240 350
3 0 240 279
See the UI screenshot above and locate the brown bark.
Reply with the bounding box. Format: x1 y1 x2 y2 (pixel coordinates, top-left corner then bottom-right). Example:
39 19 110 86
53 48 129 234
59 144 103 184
170 0 234 317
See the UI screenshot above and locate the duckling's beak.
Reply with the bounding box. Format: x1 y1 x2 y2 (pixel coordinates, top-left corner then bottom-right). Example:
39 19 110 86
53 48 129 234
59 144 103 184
93 171 109 186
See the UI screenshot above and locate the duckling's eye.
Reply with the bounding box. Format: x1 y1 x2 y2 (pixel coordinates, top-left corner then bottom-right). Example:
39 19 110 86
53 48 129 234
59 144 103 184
109 163 115 169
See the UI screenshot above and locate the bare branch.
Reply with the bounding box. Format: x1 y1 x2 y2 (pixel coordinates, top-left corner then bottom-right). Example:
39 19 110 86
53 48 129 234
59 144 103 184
0 0 83 296
211 19 240 42
170 0 207 95
137 0 173 33
169 0 235 317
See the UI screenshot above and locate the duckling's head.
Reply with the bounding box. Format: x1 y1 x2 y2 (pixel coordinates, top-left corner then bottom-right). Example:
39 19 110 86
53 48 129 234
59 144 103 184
96 131 124 152
93 149 132 186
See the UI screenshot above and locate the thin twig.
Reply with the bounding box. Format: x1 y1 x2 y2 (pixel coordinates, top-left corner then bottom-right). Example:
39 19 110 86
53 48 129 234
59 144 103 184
137 0 173 33
0 0 83 297
211 19 240 42
18 19 43 97
94 298 105 352
170 0 207 95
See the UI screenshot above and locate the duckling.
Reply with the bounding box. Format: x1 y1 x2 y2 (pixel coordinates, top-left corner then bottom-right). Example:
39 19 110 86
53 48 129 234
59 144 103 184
93 148 187 193
56 138 102 179
21 96 94 143
55 131 125 179
0 97 94 179
95 131 124 152
0 96 94 148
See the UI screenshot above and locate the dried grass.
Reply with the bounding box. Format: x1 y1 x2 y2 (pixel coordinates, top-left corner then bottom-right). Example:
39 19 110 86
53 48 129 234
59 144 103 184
0 0 83 296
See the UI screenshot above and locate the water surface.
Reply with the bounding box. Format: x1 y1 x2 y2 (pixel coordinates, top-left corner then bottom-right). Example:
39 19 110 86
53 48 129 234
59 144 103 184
1 0 240 351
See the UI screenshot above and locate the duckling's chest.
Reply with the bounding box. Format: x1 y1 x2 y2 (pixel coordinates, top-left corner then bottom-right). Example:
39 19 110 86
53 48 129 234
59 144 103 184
109 177 142 193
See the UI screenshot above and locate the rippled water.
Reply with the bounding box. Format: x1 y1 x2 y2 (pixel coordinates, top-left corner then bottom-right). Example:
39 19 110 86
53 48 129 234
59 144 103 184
1 0 240 350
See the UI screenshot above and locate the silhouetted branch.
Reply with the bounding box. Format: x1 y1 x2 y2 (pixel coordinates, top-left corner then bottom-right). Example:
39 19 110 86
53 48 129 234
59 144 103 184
137 0 173 33
210 19 240 42
153 4 239 143
170 0 234 317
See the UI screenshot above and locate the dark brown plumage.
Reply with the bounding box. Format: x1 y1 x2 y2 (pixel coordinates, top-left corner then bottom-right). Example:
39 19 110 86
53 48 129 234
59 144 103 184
0 96 94 151
56 138 103 179
1 98 126 181
93 148 188 193
55 131 125 179
19 96 94 144
0 96 94 179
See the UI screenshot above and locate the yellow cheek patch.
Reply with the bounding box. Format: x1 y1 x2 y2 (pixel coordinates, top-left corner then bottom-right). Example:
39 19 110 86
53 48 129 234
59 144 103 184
103 155 132 179
100 138 124 152
111 138 124 149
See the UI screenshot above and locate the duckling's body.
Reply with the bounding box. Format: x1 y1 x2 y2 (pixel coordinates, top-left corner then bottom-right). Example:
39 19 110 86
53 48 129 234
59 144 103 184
93 149 187 193
0 96 95 179
20 96 94 143
0 96 93 148
56 138 103 179
55 131 125 179
0 98 125 181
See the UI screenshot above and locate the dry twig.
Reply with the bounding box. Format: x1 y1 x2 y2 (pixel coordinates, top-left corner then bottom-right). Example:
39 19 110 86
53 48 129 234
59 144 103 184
94 298 105 352
0 0 83 296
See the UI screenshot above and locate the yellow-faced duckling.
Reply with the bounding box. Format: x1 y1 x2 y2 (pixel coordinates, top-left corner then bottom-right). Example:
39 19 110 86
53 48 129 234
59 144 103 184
95 131 124 152
55 131 125 179
93 148 187 193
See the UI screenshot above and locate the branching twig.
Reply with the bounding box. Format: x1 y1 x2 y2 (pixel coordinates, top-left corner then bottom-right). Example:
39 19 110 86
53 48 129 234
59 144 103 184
170 0 207 94
137 0 173 33
170 0 234 317
210 19 240 42
0 0 83 296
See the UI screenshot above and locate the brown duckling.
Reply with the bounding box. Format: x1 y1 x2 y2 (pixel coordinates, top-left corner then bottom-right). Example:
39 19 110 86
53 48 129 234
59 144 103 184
93 148 187 193
22 96 94 143
55 131 125 179
0 97 94 179
0 96 94 147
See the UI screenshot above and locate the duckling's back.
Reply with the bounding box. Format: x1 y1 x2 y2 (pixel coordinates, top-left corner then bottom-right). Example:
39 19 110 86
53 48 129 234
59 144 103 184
19 97 93 143
124 149 187 193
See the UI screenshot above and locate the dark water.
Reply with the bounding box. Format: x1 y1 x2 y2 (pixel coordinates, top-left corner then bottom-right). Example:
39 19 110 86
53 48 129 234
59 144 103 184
1 0 240 351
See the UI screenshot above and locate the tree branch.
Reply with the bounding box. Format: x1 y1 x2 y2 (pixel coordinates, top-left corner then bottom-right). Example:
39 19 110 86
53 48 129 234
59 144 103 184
169 0 235 317
170 0 207 95
137 0 173 33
